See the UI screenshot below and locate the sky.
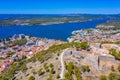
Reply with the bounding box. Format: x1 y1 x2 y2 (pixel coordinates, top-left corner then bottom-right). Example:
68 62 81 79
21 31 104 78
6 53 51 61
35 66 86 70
0 0 120 14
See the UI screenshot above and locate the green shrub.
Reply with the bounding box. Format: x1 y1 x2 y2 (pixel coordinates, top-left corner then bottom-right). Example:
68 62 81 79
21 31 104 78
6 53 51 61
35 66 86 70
100 75 107 80
12 38 27 46
28 76 35 80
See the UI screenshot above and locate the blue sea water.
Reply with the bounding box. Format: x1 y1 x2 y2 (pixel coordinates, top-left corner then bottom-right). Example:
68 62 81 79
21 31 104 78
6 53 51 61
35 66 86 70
0 15 108 41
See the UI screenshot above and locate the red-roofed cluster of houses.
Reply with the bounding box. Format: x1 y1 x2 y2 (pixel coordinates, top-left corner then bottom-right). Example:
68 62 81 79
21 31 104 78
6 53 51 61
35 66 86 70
0 34 64 74
68 29 120 43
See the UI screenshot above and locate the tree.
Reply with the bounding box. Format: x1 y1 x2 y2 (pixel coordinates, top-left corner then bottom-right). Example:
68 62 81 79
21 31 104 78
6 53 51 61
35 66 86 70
117 65 120 72
86 65 90 72
22 56 27 59
12 38 27 46
37 68 44 76
57 53 60 56
111 65 115 72
80 42 89 50
43 63 49 72
81 65 90 72
50 67 55 74
49 63 54 68
20 63 27 73
56 74 60 79
100 75 107 80
28 76 35 80
65 72 73 80
109 49 120 60
37 55 44 62
6 52 15 57
74 66 82 80
66 62 74 75
108 72 117 80
47 73 52 80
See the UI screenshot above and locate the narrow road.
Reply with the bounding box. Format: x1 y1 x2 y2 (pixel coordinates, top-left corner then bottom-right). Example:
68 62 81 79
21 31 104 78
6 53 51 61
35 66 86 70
60 49 68 79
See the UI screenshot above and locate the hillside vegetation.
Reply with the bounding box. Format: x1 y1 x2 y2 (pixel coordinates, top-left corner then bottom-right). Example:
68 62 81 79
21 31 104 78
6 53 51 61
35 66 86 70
0 42 89 80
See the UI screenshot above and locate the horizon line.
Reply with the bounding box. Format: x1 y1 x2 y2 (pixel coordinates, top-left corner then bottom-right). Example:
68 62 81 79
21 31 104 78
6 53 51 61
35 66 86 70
0 13 120 15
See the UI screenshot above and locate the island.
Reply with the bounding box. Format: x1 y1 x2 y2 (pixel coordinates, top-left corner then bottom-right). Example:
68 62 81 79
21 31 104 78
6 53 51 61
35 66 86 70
0 14 118 26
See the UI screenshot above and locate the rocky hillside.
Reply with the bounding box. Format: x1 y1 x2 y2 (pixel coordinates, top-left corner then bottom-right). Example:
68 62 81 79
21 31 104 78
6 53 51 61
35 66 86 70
0 42 120 80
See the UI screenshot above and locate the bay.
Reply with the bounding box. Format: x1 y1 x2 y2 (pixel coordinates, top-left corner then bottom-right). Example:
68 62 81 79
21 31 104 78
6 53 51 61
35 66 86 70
0 19 108 41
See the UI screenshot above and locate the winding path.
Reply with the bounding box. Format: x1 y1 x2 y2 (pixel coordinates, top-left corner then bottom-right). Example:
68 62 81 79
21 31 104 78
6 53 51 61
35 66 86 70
60 49 68 79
